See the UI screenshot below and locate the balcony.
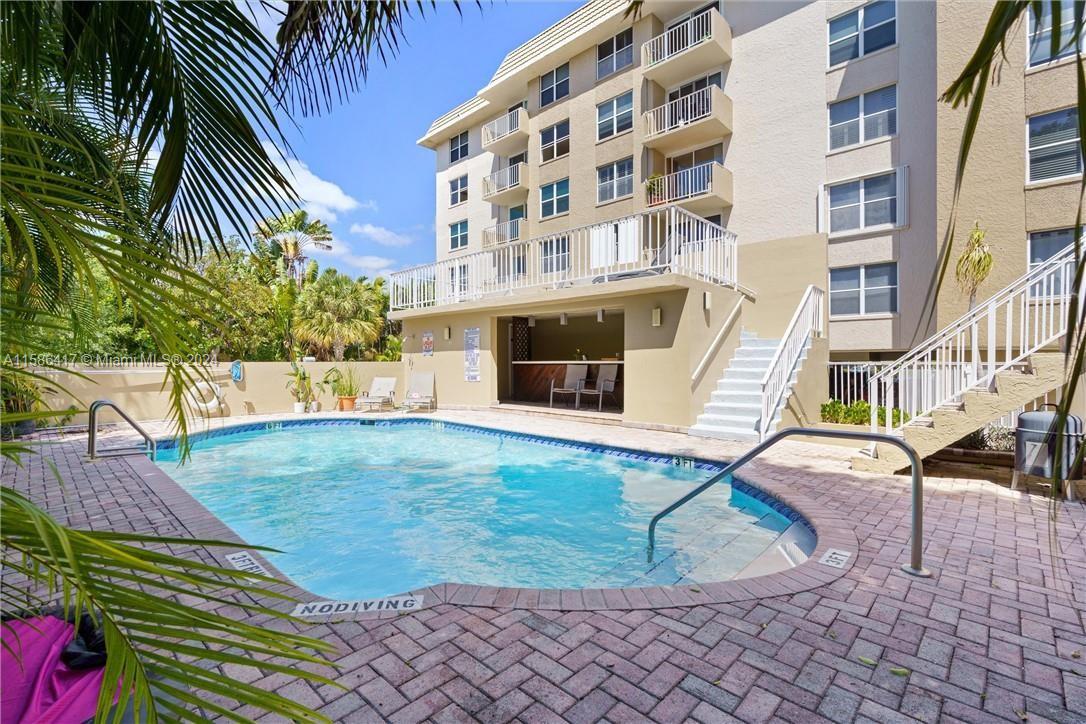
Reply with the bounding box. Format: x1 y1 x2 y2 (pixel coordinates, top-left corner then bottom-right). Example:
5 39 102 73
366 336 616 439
482 107 529 155
482 218 524 248
389 206 738 311
647 162 732 214
642 10 732 89
482 162 528 204
643 85 732 152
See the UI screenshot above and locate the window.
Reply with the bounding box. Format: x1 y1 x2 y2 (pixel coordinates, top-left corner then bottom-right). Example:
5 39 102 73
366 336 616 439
449 131 468 163
828 0 896 66
540 120 570 162
830 263 898 316
597 157 634 203
1029 228 1076 295
829 85 897 150
1029 1 1084 66
1028 108 1081 182
597 28 634 79
540 236 570 274
828 171 899 233
449 220 468 250
597 91 634 141
540 63 570 107
540 179 570 218
449 175 468 206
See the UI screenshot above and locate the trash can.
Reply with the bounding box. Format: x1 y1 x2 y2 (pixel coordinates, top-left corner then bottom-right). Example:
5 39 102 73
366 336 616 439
1012 408 1082 500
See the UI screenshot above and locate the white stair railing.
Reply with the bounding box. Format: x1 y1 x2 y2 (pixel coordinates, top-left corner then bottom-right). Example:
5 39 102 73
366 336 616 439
759 285 825 440
869 244 1077 435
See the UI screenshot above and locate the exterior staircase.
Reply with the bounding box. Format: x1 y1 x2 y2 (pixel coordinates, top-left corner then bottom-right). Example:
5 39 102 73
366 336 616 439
853 244 1075 474
690 332 783 441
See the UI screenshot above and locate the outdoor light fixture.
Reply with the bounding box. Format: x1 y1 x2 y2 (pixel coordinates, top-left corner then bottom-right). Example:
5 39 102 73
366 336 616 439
443 326 451 340
527 316 536 327
560 313 568 326
704 291 712 311
651 307 662 327
597 309 605 323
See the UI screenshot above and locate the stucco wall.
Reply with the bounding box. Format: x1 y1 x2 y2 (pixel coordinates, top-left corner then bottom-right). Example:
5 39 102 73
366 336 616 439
737 233 829 337
40 362 406 424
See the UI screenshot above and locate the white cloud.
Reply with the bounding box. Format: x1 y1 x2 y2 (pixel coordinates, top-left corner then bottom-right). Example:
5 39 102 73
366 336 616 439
319 242 397 278
349 222 413 248
261 141 358 222
358 199 380 213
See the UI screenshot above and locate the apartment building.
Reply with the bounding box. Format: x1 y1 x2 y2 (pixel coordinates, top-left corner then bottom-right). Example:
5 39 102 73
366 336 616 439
390 0 1081 443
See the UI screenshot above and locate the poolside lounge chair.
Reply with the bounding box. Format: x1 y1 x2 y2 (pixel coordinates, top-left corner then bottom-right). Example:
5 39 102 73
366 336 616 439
578 364 619 411
550 365 587 408
356 377 397 411
403 372 436 412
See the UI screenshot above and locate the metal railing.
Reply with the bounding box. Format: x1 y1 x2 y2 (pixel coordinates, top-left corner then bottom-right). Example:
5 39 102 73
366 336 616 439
646 427 930 578
644 86 718 139
643 10 714 66
87 399 157 461
482 218 523 248
868 244 1076 435
828 361 891 405
646 162 721 206
482 109 524 147
759 286 825 440
482 163 526 199
390 205 738 311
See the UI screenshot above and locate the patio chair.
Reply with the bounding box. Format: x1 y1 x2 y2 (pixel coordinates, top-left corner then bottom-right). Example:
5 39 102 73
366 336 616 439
356 377 397 411
403 372 436 412
550 365 587 408
578 364 619 411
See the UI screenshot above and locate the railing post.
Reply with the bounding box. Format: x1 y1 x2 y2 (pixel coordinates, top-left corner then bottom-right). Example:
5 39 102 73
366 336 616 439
986 299 996 384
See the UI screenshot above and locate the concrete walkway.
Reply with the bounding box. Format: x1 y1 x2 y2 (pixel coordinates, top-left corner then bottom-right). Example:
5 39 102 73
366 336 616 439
4 410 1085 722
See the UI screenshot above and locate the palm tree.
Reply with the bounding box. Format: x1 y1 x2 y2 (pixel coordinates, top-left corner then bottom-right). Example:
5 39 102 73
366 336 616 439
254 210 333 287
294 271 383 361
955 221 993 311
2 1 460 719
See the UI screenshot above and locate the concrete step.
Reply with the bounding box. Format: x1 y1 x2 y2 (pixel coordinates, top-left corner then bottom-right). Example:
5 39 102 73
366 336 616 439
702 404 761 418
734 348 777 360
720 370 763 383
730 358 773 371
710 390 761 405
689 424 760 442
695 412 761 428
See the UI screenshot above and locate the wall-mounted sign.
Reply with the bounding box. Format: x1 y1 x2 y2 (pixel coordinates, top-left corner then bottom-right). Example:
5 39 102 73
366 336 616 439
230 360 244 382
422 331 434 357
292 595 424 617
464 327 480 382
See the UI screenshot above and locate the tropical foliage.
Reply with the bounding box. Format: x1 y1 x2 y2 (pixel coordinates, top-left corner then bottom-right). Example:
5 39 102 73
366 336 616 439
955 221 993 311
253 210 333 286
295 270 384 361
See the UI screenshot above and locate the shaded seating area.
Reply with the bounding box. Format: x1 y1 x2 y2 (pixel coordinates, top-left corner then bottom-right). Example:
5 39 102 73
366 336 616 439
576 363 619 411
549 364 587 407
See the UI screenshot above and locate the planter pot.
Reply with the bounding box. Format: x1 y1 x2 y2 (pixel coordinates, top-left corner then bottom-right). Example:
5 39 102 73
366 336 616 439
337 396 357 411
309 401 320 413
293 402 306 413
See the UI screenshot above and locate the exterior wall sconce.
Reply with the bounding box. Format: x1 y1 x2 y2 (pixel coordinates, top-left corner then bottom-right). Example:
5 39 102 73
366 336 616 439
597 309 605 323
443 326 451 340
704 291 712 311
651 307 662 327
560 313 568 326
527 316 536 327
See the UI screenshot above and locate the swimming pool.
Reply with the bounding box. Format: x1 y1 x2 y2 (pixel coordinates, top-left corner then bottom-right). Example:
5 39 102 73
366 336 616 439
157 420 814 599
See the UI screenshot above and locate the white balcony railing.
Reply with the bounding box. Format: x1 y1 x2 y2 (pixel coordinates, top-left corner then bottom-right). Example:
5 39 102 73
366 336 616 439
647 162 721 205
389 206 738 311
643 11 714 67
869 244 1078 434
644 86 715 139
482 163 526 199
482 110 523 147
482 218 523 248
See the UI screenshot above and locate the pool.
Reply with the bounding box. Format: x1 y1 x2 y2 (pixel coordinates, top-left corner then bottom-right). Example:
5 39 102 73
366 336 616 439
157 420 814 599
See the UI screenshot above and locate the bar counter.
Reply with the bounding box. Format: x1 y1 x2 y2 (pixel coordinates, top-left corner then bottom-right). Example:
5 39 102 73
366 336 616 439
510 361 624 406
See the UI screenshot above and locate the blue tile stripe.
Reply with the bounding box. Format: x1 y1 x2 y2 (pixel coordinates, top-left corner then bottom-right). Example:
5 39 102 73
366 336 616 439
155 417 813 534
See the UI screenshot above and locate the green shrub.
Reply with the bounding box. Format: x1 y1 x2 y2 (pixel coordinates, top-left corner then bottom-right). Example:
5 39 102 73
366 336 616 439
820 399 910 426
820 399 846 423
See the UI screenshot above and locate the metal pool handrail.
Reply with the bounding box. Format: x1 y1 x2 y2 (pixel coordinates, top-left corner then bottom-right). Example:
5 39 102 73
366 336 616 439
87 399 157 461
647 427 930 577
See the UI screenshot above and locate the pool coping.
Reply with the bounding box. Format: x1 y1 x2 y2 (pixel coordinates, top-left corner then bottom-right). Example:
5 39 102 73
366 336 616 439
137 415 859 620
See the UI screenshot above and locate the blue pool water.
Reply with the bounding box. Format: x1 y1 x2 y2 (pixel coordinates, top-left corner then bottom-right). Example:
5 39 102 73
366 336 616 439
158 422 803 599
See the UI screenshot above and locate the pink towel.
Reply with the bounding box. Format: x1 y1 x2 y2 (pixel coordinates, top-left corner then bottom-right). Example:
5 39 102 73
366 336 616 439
1 616 106 724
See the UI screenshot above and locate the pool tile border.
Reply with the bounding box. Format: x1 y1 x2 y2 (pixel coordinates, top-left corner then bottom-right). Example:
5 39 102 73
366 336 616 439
143 416 857 619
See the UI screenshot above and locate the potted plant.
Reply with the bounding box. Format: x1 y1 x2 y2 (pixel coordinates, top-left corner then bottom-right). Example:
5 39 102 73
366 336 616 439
322 365 360 411
646 173 664 202
2 376 46 439
285 361 312 414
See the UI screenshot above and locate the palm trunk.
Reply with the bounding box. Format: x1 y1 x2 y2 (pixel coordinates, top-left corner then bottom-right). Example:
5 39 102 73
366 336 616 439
333 339 345 362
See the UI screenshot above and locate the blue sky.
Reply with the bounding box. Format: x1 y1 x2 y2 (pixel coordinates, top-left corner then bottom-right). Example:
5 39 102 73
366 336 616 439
264 1 578 279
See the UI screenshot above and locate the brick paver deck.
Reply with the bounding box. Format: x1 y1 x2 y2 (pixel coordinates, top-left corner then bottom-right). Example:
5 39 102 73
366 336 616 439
4 410 1085 722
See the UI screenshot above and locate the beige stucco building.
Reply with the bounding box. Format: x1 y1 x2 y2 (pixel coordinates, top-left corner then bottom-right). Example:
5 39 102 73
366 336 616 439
389 0 1081 443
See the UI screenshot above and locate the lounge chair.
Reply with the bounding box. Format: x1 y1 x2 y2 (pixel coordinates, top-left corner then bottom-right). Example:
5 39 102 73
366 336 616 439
356 377 397 411
550 365 587 408
578 364 619 411
403 372 436 411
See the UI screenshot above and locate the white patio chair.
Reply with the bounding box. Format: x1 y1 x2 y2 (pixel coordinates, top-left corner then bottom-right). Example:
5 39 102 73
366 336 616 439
356 377 397 411
578 364 619 412
550 365 587 408
403 372 436 412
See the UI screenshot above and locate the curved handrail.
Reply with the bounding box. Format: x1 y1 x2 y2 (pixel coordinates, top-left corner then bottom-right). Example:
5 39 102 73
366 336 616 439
647 427 929 577
87 399 157 461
